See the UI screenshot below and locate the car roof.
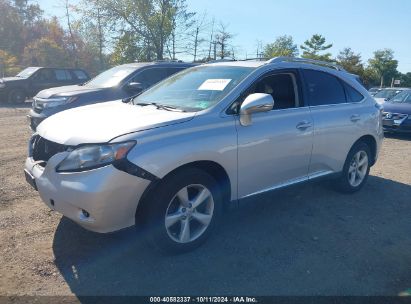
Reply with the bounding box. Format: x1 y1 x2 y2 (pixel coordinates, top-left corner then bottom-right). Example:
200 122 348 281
201 58 351 75
25 67 87 70
118 62 197 69
205 60 266 68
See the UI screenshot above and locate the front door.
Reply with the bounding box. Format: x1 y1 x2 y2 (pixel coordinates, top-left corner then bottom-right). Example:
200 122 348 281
236 71 314 198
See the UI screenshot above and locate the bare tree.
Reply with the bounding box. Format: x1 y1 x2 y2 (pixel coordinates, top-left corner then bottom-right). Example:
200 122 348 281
207 17 215 60
62 0 78 66
166 0 195 60
186 12 208 62
215 23 233 59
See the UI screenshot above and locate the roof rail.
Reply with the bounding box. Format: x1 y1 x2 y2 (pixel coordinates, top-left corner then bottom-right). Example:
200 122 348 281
266 57 346 72
240 57 270 62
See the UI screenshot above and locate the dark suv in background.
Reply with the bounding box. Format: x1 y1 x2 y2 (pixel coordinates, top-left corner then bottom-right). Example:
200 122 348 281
28 61 196 131
0 67 90 104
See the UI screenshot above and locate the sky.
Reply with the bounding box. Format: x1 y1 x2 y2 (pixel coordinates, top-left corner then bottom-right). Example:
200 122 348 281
36 0 411 73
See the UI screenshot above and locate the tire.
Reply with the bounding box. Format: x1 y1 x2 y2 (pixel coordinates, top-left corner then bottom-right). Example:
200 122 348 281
8 89 26 104
335 142 371 193
142 168 222 254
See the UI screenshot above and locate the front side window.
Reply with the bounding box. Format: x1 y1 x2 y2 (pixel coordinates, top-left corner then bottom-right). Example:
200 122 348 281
34 69 55 82
132 68 167 88
302 69 346 106
251 73 299 110
134 66 254 112
86 66 137 88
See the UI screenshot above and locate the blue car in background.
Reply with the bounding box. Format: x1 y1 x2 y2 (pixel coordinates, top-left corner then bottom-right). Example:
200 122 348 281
382 89 411 133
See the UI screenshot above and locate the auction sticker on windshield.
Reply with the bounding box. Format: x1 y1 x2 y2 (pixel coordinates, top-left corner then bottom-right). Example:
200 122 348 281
198 79 232 91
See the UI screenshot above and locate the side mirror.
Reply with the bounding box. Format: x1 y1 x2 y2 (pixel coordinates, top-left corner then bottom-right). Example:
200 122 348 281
126 82 144 93
239 93 274 126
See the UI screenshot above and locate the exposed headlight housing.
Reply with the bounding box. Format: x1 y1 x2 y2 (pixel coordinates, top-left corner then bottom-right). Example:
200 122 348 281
56 141 136 173
40 96 78 109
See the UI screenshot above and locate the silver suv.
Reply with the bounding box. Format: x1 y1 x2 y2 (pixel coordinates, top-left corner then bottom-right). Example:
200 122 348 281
24 57 384 253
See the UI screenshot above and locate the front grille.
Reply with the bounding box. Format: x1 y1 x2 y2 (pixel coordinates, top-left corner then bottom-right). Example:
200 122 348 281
32 99 43 113
32 135 70 165
383 112 408 120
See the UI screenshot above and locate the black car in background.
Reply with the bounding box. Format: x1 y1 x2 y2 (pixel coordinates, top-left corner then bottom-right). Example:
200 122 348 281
0 67 90 104
28 61 196 131
382 89 411 133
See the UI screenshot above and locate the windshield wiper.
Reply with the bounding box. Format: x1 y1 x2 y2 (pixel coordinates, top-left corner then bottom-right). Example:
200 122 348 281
135 102 185 112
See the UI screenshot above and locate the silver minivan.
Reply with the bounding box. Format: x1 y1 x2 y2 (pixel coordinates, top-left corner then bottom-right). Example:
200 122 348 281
24 57 384 253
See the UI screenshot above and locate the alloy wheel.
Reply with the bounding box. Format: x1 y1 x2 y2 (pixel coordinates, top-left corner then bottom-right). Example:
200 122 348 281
348 150 368 187
164 184 214 243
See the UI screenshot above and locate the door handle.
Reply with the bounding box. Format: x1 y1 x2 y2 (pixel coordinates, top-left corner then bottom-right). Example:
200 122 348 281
296 121 312 130
350 114 361 122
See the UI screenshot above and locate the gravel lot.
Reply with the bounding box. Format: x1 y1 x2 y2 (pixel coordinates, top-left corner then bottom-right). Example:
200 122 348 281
0 104 410 296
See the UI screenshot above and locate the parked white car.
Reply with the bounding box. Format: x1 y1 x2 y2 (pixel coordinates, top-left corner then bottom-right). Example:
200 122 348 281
24 57 384 253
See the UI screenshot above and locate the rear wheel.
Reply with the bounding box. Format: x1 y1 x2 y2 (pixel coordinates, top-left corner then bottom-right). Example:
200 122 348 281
143 168 222 254
8 89 26 104
335 142 371 193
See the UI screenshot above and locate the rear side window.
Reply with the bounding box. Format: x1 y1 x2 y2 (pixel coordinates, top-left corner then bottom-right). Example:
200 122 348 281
73 70 88 80
302 69 346 106
55 69 72 81
343 82 364 102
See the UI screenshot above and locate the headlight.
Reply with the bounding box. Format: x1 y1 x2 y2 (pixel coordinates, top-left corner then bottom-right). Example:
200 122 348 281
56 141 136 172
0 82 5 89
42 96 78 109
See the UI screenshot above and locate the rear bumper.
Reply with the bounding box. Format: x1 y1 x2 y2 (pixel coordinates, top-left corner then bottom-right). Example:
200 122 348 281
24 153 151 233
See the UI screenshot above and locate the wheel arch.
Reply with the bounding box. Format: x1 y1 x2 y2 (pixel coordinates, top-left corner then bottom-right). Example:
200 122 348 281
135 160 232 225
353 135 377 166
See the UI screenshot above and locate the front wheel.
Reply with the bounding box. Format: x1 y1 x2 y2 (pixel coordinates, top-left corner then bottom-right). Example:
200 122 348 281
143 168 222 254
8 89 26 104
335 142 371 193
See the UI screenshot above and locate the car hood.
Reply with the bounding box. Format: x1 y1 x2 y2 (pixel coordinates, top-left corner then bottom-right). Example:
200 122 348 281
37 101 197 146
1 77 23 83
382 102 411 115
36 85 103 98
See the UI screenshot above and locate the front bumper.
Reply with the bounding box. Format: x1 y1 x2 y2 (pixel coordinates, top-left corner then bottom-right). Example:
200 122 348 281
383 116 411 133
24 153 151 233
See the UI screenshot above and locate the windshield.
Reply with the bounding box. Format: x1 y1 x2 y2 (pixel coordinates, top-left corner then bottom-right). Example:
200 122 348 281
133 66 254 111
374 89 401 99
16 67 41 78
86 66 137 88
387 90 411 104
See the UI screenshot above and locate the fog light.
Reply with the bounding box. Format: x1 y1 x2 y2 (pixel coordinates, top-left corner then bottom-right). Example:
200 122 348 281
81 209 90 218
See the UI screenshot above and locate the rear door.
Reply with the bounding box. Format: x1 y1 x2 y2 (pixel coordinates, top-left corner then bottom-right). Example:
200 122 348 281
54 69 76 86
301 69 367 175
236 70 314 198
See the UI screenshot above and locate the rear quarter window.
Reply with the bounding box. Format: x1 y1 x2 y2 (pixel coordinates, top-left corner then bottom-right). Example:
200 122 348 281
342 82 364 102
302 69 346 106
